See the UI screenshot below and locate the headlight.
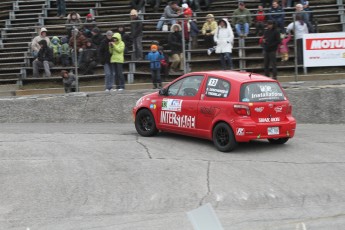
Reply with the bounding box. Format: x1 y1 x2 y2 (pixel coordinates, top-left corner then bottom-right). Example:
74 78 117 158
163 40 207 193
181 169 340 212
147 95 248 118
135 97 143 107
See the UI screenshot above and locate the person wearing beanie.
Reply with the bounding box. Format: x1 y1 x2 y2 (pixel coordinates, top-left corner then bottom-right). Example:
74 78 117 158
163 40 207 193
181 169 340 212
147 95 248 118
91 27 103 48
31 27 50 58
99 30 116 91
79 39 98 75
145 44 164 89
109 33 126 90
61 70 76 93
32 40 54 78
130 9 143 60
82 13 97 38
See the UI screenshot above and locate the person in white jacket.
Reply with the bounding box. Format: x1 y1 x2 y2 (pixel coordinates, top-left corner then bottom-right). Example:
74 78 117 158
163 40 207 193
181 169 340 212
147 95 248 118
213 18 235 70
31 27 50 58
286 14 309 65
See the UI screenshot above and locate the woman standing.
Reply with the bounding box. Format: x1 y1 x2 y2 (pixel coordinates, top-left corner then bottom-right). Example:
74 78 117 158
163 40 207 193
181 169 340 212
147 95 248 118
214 18 234 70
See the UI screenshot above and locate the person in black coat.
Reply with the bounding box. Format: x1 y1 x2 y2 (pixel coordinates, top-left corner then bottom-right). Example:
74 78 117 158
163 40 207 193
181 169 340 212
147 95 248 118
117 25 132 54
32 39 54 78
261 20 281 80
91 27 103 48
98 31 116 91
79 39 98 75
130 9 143 60
168 24 183 73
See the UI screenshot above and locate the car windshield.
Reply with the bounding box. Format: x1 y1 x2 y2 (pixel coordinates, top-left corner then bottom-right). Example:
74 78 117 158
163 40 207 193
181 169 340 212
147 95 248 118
240 82 285 102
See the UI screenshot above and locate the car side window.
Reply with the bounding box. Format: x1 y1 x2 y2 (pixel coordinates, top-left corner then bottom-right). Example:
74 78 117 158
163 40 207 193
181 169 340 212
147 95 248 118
168 75 204 97
205 77 230 98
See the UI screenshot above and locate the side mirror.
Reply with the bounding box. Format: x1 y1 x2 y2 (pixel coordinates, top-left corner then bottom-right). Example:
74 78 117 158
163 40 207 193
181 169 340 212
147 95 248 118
159 88 168 96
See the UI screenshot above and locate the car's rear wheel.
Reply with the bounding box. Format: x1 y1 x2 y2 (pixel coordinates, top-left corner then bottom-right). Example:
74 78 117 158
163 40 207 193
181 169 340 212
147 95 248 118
268 137 289 144
212 122 237 152
135 109 158 137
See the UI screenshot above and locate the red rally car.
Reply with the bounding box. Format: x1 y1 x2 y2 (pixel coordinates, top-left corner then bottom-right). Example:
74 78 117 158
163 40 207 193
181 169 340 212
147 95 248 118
132 71 296 152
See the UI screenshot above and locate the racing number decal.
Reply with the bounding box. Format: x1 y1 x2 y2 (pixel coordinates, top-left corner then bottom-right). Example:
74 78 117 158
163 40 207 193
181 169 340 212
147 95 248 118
208 78 218 87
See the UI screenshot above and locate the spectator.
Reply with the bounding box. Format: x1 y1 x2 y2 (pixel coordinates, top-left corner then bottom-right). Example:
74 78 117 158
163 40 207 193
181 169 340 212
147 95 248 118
130 0 145 12
232 2 252 38
65 11 81 38
31 27 50 58
268 1 285 33
159 46 170 82
187 11 199 49
147 0 161 12
32 40 54 78
61 70 76 93
201 14 217 47
117 25 132 54
99 30 115 91
260 20 281 79
146 44 164 89
254 4 266 36
79 39 98 75
286 14 309 65
295 3 314 33
91 27 103 48
68 28 87 66
278 33 291 61
60 36 70 67
261 0 272 8
49 36 61 65
82 13 97 38
109 33 126 90
214 18 234 70
156 1 183 31
303 1 315 32
178 4 192 44
130 9 143 60
56 0 66 18
168 24 184 74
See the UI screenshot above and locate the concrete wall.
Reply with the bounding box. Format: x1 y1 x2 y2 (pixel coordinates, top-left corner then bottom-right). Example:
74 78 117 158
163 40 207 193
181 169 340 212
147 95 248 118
0 87 344 124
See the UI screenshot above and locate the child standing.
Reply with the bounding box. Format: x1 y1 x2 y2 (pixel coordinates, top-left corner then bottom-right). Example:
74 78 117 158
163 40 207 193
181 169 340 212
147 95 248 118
278 33 291 62
146 44 164 89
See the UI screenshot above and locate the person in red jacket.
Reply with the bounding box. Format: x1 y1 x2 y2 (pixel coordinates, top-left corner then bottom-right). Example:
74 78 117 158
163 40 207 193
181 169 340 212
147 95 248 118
254 4 266 36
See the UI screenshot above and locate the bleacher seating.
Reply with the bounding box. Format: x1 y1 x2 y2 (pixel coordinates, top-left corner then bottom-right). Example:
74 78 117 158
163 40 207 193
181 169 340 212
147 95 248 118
0 0 344 86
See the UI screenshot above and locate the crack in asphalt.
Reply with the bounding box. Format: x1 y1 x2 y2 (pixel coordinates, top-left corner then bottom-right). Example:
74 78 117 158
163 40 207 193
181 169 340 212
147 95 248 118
199 161 211 206
136 136 152 159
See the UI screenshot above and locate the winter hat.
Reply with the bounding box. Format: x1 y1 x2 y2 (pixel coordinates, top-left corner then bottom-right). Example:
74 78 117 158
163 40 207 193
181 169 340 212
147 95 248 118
206 14 214 19
40 27 48 34
182 3 189 9
151 44 158 50
92 27 100 33
106 30 113 36
61 37 68 44
86 13 93 18
130 9 138 16
184 7 193 17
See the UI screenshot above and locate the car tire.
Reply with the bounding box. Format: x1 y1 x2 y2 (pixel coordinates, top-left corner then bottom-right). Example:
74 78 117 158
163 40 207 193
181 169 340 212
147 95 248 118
212 122 237 152
268 138 289 144
135 109 158 137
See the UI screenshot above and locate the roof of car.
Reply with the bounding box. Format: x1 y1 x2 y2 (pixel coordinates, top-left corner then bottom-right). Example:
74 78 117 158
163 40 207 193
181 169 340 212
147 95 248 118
189 71 276 83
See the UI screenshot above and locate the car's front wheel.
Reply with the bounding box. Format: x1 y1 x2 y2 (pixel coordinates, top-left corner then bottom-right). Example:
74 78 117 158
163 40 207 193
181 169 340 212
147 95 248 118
268 138 289 144
135 109 158 137
212 122 237 152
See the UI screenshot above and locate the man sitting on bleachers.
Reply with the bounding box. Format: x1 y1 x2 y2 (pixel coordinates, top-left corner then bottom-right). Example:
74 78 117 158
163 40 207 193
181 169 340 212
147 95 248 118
32 40 54 78
156 1 184 31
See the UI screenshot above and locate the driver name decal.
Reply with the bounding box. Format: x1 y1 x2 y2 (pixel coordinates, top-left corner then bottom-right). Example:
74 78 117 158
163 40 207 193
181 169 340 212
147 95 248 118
160 111 195 128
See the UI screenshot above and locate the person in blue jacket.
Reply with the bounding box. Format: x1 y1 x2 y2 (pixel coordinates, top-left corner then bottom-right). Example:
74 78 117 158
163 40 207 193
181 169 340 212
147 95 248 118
146 44 164 89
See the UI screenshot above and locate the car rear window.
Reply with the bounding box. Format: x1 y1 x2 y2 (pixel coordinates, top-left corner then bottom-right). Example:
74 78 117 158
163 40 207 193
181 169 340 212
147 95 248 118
240 82 285 102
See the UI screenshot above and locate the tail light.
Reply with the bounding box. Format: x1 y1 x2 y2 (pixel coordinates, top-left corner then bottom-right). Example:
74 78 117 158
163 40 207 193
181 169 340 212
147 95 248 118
234 104 250 116
286 104 292 114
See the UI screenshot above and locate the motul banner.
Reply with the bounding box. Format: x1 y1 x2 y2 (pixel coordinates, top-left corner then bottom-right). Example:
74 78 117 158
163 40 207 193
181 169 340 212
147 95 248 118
303 32 345 67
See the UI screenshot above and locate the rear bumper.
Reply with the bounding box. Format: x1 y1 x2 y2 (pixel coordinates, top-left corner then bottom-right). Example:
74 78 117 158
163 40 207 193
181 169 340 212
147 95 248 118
233 118 296 142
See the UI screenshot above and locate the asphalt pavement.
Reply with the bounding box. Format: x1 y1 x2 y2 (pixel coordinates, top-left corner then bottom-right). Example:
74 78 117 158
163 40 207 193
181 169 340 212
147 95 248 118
1 123 345 230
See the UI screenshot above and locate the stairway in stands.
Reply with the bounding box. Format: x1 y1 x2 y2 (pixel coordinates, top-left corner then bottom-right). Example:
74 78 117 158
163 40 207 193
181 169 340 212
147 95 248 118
0 0 47 84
